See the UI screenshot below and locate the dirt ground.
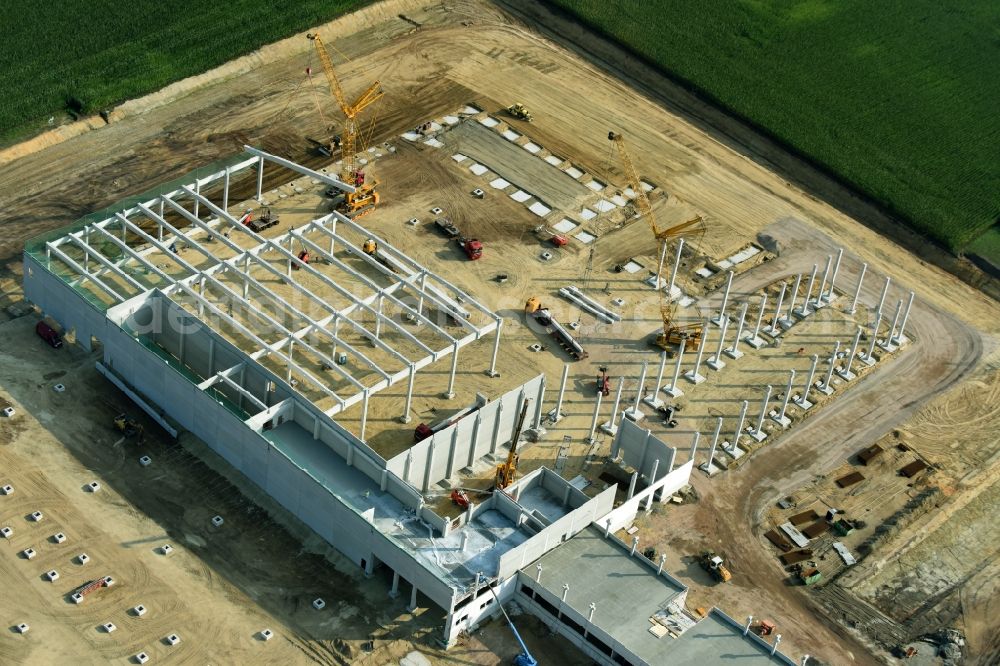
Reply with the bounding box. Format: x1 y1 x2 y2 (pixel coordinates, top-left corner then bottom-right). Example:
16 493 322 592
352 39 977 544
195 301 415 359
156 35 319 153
1 1 999 664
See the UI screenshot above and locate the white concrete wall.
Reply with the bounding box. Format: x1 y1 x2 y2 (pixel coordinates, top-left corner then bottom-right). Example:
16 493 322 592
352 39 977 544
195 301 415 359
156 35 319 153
23 253 108 351
386 375 545 491
599 460 694 534
611 418 678 481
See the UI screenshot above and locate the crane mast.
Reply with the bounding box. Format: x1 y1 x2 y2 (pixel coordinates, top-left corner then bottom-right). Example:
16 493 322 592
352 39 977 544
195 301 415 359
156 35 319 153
608 131 704 351
307 33 383 184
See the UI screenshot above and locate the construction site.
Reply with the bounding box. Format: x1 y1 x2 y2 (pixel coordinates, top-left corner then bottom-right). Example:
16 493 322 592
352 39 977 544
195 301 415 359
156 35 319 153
1 2 999 665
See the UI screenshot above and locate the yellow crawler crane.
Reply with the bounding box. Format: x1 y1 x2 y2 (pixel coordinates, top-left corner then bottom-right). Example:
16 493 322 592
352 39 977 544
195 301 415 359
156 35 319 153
608 131 703 352
308 33 383 216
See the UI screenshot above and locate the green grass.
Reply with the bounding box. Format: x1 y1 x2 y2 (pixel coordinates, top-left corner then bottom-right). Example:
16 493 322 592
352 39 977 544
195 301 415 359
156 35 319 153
0 0 370 144
549 0 1000 252
967 227 1000 269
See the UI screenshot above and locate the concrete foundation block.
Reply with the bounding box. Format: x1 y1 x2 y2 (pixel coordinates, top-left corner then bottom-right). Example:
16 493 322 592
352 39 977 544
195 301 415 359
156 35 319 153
662 384 684 398
835 368 857 382
683 371 705 385
599 422 617 436
858 353 877 367
699 461 722 476
792 395 814 410
721 442 745 460
642 395 665 410
623 408 644 422
748 428 768 443
770 412 791 428
723 347 744 360
706 357 726 371
744 336 767 349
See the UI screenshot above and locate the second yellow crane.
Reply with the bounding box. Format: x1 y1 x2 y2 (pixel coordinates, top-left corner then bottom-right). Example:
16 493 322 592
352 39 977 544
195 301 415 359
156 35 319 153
308 33 383 217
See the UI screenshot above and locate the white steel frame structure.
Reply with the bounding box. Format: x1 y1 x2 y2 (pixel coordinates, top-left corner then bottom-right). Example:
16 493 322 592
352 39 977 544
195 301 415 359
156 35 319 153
34 147 502 435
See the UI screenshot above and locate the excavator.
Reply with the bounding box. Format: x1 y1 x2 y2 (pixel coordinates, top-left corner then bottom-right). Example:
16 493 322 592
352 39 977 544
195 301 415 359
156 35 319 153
494 399 530 490
308 33 383 218
608 131 704 352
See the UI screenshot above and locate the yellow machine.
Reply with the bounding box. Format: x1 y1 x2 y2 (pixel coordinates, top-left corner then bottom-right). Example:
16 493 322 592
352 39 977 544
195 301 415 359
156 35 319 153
308 33 383 216
495 399 530 490
524 296 541 314
113 413 144 441
608 131 704 352
507 103 532 122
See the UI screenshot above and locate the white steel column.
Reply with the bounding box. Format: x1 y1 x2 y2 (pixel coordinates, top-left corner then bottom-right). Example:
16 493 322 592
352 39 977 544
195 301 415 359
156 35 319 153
794 355 818 410
712 271 734 326
644 352 668 409
400 363 416 423
663 343 686 397
533 374 546 429
848 262 867 314
689 431 700 462
193 179 201 220
860 315 881 366
702 417 722 474
879 298 903 351
749 385 772 441
359 389 371 441
444 341 459 398
222 167 231 211
875 275 891 322
256 156 265 200
725 400 749 453
488 318 502 377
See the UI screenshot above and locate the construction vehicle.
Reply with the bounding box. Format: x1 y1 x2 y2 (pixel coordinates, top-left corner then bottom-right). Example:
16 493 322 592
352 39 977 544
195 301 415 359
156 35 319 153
362 238 399 272
494 399 530 490
35 320 63 349
291 250 310 270
506 103 533 122
700 550 733 583
435 217 461 238
489 586 538 666
596 367 611 396
608 131 704 352
792 562 822 586
239 207 280 234
752 619 776 637
307 33 383 215
414 400 485 443
525 297 587 360
457 237 483 261
113 413 144 440
70 575 113 604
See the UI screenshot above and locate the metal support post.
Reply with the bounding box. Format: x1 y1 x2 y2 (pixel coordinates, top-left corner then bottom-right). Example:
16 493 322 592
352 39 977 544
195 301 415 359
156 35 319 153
772 370 795 427
625 362 647 421
824 248 843 302
766 284 786 336
550 364 569 422
891 291 915 345
814 254 832 308
838 327 862 380
684 323 709 384
879 299 902 351
644 352 668 409
818 341 840 395
664 342 685 397
746 293 768 348
749 385 772 441
794 354 818 410
781 273 802 328
795 264 817 317
848 262 867 314
875 276 891 322
256 156 265 201
707 316 729 370
601 378 625 435
587 390 604 443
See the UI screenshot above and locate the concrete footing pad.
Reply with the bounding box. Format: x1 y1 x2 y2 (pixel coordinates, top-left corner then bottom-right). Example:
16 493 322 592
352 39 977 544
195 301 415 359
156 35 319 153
835 369 857 381
706 357 726 371
770 412 791 428
642 395 664 410
699 462 723 476
744 336 767 349
684 371 705 385
623 408 644 422
600 422 617 436
748 428 768 443
662 384 684 398
721 442 745 460
723 347 744 360
792 395 813 410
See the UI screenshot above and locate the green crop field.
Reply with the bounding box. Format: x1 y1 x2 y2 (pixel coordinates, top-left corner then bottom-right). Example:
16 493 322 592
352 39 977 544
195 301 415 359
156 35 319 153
549 0 1000 253
0 0 369 144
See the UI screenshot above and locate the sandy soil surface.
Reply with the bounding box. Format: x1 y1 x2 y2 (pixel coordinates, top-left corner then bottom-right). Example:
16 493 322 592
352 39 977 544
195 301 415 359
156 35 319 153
1 0 999 664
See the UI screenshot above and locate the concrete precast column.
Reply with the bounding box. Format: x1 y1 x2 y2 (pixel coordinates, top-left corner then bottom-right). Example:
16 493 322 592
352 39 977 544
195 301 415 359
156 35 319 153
884 299 903 343
775 370 795 425
490 401 505 454
468 413 482 468
588 603 596 623
359 389 371 441
256 156 265 201
374 295 384 339
389 571 400 598
875 275 892 322
444 341 460 399
535 563 543 583
407 583 418 613
646 352 668 405
222 168 230 211
752 385 772 436
666 238 685 298
892 291 915 344
771 634 782 656
708 317 729 369
732 400 749 449
685 323 709 383
587 390 603 443
608 378 625 426
401 363 416 423
666 446 677 476
629 362 648 417
843 327 862 378
630 536 639 556
488 318 502 377
746 293 768 346
627 472 638 499
645 460 658 509
533 374 547 428
783 274 802 324
796 264 817 316
705 417 722 468
726 302 748 358
403 450 413 485
553 364 569 420
820 341 841 392
664 342 686 397
862 315 881 363
767 284 786 335
815 254 832 307
796 354 818 407
689 431 700 462
825 248 843 301
446 428 460 478
712 271 734 326
848 262 868 314
658 554 667 575
744 616 754 636
193 179 201 220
